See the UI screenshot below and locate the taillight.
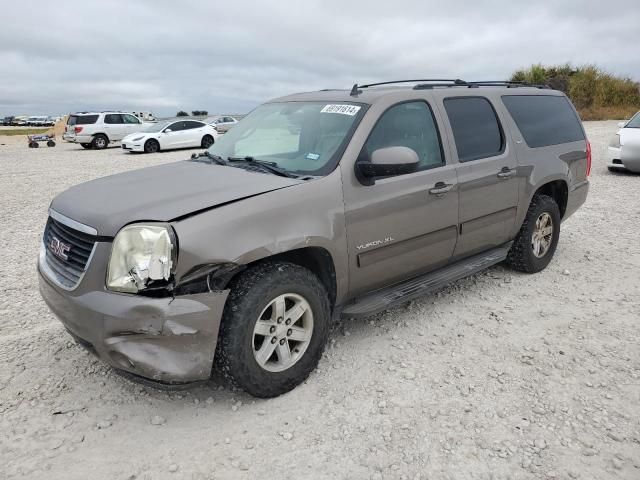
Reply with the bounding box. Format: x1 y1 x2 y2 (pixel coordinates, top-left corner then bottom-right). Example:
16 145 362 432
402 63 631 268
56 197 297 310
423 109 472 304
74 126 83 134
586 139 592 177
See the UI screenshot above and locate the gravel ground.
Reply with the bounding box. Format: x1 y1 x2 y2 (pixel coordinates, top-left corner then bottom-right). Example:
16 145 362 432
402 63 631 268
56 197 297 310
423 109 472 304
0 122 638 480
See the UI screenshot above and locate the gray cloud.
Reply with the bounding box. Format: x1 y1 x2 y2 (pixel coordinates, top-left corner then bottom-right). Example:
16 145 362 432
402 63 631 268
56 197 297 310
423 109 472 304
1 0 638 116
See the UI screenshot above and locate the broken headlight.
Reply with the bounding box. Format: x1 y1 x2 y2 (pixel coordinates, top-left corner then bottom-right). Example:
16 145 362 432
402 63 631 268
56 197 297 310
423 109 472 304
107 223 176 293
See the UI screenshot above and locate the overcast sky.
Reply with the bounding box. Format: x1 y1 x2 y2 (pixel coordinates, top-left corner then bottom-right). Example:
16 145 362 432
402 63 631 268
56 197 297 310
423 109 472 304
1 0 639 116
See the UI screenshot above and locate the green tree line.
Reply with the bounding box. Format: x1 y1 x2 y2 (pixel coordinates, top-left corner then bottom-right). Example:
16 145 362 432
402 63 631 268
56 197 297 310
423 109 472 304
511 64 640 120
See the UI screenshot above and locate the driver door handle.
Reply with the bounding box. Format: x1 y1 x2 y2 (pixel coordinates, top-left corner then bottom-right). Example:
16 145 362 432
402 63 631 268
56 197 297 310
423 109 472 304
497 167 515 179
429 182 454 196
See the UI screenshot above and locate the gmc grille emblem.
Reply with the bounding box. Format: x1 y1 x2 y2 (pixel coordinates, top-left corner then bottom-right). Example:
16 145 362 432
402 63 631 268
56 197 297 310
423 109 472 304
49 236 71 260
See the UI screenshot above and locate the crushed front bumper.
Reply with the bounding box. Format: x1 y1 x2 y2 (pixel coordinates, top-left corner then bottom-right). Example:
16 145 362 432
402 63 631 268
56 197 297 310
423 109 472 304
39 271 229 384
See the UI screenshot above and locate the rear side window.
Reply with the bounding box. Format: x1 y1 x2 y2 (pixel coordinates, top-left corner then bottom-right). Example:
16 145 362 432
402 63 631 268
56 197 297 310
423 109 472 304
502 95 585 147
364 101 444 171
184 121 204 129
444 97 504 162
104 114 124 124
68 114 99 126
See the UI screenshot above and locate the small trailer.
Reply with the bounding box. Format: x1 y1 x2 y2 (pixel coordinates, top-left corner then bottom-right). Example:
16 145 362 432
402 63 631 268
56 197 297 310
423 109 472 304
27 133 56 148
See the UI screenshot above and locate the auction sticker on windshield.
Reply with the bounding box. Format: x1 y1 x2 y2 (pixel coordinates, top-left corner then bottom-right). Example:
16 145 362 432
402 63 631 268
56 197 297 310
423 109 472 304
321 104 361 116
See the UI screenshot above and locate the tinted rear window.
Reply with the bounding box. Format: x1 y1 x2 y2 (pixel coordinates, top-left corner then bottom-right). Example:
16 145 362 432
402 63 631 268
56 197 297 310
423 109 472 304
68 115 99 125
443 97 504 162
502 95 584 147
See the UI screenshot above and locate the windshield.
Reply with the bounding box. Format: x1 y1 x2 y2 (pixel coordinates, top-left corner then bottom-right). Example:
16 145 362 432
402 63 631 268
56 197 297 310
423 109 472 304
206 101 365 175
143 121 171 132
625 112 640 128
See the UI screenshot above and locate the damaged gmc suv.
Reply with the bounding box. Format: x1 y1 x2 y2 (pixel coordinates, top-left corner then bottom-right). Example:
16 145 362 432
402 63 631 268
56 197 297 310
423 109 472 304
38 79 589 397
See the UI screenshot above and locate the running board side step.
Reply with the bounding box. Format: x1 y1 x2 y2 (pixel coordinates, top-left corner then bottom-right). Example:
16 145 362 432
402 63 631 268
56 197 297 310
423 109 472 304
341 243 512 318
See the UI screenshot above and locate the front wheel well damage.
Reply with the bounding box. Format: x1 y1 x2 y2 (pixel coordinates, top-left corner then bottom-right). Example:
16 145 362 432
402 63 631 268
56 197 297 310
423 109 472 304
170 248 337 308
534 180 568 218
226 247 338 308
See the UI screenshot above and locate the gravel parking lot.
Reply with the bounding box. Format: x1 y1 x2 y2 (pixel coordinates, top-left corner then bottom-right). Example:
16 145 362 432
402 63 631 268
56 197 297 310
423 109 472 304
0 122 638 480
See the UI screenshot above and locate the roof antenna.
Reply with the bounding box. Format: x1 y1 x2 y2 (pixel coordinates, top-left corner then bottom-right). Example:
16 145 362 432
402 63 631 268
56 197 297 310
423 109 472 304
350 83 361 96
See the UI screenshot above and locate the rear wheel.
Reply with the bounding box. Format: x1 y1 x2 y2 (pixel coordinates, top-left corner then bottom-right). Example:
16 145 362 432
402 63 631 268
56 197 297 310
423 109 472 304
80 143 92 149
47 140 56 147
144 139 160 153
92 134 108 150
506 194 561 273
29 142 39 148
201 135 214 148
216 262 330 398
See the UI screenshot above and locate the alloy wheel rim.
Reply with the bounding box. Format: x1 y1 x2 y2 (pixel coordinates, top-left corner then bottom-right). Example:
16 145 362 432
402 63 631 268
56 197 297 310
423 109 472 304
252 293 313 372
531 212 553 258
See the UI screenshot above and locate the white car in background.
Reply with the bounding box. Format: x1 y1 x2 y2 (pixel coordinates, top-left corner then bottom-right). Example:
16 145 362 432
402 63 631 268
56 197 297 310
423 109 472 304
607 112 640 173
64 112 147 149
204 115 238 133
121 119 218 153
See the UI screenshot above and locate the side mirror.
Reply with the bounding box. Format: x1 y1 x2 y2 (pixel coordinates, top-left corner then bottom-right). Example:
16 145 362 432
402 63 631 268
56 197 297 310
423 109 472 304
356 146 419 182
164 128 172 133
617 121 627 128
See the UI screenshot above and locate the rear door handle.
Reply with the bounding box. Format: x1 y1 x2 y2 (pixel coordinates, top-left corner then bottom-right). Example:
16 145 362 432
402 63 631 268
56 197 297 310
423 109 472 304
429 182 454 196
497 167 514 179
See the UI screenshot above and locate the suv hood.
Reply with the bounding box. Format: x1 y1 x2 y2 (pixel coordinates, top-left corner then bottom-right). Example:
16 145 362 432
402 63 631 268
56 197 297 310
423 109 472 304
51 160 304 236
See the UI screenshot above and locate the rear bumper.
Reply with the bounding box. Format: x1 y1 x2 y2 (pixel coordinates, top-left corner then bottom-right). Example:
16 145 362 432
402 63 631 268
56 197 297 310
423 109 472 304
67 134 93 144
38 269 229 384
564 180 589 221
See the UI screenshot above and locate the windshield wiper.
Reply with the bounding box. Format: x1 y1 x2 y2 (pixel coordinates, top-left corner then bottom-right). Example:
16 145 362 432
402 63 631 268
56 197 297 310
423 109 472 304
227 156 298 178
191 151 227 165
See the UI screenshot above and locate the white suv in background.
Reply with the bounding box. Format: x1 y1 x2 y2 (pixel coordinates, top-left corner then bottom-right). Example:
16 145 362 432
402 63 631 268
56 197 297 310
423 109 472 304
63 112 147 149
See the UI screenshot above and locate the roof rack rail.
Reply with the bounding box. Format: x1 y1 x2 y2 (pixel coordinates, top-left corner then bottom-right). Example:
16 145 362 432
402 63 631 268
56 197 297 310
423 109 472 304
350 79 467 96
465 80 549 89
349 79 550 95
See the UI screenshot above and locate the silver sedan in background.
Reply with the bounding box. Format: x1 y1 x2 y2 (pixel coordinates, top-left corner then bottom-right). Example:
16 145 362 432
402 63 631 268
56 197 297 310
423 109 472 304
607 111 640 173
204 115 238 133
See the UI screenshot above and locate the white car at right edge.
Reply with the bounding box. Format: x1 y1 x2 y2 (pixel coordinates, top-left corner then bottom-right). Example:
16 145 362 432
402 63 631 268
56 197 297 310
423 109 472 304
121 119 218 154
607 111 640 173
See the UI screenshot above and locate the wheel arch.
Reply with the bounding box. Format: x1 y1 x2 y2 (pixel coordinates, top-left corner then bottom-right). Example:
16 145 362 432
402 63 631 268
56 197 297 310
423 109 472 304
225 247 338 308
532 179 568 218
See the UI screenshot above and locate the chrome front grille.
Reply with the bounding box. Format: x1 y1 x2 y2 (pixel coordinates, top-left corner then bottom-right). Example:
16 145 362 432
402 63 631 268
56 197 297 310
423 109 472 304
41 213 97 289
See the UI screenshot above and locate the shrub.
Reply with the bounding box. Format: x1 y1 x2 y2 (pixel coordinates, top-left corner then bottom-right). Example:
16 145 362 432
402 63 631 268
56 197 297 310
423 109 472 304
510 64 640 120
176 111 189 117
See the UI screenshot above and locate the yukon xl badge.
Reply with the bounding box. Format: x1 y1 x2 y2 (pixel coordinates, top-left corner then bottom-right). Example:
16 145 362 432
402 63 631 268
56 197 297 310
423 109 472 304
49 236 71 260
356 237 394 251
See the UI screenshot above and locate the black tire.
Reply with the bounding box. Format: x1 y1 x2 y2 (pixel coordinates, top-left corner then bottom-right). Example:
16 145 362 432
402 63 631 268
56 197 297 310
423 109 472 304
80 143 93 149
144 139 160 153
216 262 331 398
506 194 561 273
92 134 108 150
201 135 214 148
47 140 56 147
29 142 39 148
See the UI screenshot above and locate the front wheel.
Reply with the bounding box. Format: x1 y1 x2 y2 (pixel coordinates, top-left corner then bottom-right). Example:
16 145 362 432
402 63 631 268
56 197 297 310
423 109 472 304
216 262 330 398
506 194 561 273
144 139 160 153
